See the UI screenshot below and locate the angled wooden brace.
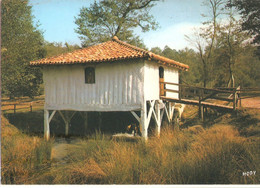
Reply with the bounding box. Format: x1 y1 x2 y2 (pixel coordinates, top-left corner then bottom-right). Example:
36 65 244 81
58 110 76 136
147 100 156 127
168 102 175 122
160 107 165 125
44 110 56 141
130 111 140 123
154 101 161 136
164 102 171 123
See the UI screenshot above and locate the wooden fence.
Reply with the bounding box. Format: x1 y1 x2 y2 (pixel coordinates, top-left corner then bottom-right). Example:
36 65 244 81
1 100 44 114
160 82 260 111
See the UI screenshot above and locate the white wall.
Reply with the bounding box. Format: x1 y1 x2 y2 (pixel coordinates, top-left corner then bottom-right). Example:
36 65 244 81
143 61 160 101
43 59 179 111
43 60 144 111
143 60 179 100
164 66 179 99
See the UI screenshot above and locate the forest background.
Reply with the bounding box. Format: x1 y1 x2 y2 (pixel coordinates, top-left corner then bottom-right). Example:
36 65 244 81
1 0 260 99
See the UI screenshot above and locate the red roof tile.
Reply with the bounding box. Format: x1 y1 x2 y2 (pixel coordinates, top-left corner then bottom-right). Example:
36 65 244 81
30 36 189 70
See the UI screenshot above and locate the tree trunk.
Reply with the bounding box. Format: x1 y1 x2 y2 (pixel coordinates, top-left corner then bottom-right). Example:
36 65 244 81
203 62 208 88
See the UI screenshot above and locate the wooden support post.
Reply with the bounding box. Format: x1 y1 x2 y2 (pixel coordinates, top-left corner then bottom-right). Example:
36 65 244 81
233 90 237 111
58 111 68 136
165 102 174 123
58 110 66 123
84 112 88 135
169 102 175 122
160 107 165 125
237 86 241 108
179 85 182 100
14 104 16 114
65 121 69 136
58 110 76 137
155 102 161 137
164 102 171 123
30 102 32 112
198 95 204 121
198 90 204 121
140 101 148 140
168 102 172 122
44 109 50 141
200 105 204 121
98 112 102 130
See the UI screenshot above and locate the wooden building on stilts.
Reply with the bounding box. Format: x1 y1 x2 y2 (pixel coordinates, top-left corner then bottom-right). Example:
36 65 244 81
30 36 189 140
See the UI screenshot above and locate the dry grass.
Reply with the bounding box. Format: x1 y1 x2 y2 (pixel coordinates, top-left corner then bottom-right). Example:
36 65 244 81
50 158 107 184
1 102 260 184
34 124 258 184
1 115 52 184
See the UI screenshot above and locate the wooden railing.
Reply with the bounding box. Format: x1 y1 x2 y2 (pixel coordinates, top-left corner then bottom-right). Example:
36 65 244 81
1 100 44 113
217 87 260 99
159 82 243 110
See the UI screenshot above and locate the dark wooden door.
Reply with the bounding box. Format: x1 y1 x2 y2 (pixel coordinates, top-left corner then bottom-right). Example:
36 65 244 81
159 67 165 96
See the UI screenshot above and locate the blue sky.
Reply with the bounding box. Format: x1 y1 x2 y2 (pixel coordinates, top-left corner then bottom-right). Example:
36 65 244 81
29 0 208 50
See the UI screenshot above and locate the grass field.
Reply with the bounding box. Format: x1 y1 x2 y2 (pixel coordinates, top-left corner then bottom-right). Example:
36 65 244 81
1 97 260 184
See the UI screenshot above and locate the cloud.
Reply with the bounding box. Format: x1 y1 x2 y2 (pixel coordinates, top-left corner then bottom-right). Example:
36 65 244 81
141 22 202 50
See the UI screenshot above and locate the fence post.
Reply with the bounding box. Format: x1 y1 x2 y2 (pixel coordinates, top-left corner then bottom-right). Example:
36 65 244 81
14 104 16 114
179 84 182 100
237 86 241 107
233 89 237 111
30 102 33 112
198 90 204 121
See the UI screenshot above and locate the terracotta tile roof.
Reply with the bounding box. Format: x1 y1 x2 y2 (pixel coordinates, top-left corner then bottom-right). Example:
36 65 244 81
30 36 189 70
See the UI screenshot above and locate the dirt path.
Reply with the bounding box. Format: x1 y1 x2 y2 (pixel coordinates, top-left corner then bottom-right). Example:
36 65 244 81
241 97 260 109
51 138 82 164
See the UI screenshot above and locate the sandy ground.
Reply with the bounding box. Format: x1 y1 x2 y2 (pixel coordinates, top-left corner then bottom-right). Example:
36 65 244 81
241 97 260 109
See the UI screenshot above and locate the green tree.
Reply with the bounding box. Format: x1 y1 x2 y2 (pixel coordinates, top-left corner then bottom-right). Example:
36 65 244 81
186 0 226 87
212 9 248 87
229 0 260 56
161 46 178 60
74 0 159 47
208 1 259 88
175 48 202 85
1 0 45 98
150 47 163 55
234 46 260 87
160 46 201 85
44 42 80 58
212 26 260 88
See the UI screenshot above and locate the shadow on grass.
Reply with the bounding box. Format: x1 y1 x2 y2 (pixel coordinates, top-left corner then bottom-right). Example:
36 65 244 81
3 111 158 138
228 109 260 137
3 111 44 136
181 105 234 128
